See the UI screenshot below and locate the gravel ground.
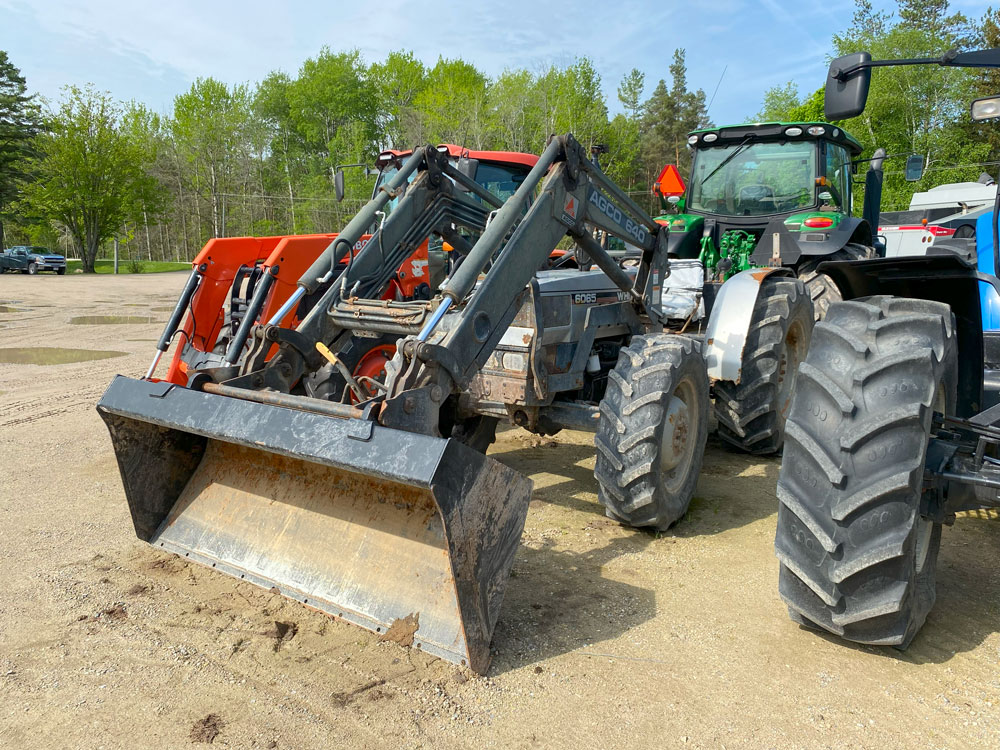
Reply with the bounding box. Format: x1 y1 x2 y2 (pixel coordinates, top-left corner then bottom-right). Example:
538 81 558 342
1 272 999 749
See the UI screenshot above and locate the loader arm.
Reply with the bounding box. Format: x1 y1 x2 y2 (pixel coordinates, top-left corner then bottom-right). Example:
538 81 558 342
229 146 504 389
374 134 673 434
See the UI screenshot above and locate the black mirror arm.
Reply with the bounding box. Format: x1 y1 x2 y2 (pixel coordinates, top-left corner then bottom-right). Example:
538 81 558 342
832 48 1000 80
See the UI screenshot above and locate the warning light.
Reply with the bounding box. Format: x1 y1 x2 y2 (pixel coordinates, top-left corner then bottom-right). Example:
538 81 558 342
803 216 835 228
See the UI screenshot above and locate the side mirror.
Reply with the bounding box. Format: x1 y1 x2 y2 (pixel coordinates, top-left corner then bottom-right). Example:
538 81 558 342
972 95 1000 121
825 52 872 120
333 169 345 202
457 157 479 181
904 154 924 182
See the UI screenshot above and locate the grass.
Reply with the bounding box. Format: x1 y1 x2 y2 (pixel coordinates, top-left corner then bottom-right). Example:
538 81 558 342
65 259 191 274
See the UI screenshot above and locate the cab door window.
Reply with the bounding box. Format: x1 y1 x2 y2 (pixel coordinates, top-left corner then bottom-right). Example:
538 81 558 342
824 142 852 210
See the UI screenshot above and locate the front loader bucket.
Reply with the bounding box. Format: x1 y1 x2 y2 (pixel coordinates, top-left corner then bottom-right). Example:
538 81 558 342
96 376 532 673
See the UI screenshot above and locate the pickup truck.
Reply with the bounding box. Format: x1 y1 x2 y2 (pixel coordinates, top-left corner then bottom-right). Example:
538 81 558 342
0 246 67 275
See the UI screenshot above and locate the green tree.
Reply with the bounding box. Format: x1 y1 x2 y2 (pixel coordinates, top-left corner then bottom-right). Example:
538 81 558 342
754 83 826 123
0 50 41 248
970 7 1000 161
487 69 543 154
412 57 489 146
535 58 609 155
370 51 426 149
754 82 802 121
833 0 985 209
172 78 253 239
640 49 711 178
21 86 157 271
121 103 170 260
617 68 645 119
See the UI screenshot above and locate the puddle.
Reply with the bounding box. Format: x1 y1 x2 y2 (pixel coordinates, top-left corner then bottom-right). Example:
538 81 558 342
69 315 155 325
0 305 26 313
0 347 128 365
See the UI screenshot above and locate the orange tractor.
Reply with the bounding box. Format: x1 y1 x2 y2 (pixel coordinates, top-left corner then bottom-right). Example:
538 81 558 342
148 145 539 388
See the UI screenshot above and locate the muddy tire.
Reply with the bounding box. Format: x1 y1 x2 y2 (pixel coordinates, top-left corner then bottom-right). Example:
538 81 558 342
775 296 956 647
594 335 709 530
27 262 37 275
796 243 872 320
714 277 813 455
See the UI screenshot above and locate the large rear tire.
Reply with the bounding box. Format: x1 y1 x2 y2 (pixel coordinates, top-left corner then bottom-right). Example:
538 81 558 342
594 335 710 530
714 277 813 455
775 296 956 647
796 243 872 320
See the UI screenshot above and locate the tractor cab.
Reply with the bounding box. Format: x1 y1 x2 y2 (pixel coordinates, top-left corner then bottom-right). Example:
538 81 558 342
656 122 865 280
371 145 535 219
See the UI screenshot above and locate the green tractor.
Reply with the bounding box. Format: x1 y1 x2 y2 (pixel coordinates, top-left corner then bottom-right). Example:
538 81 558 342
656 121 882 318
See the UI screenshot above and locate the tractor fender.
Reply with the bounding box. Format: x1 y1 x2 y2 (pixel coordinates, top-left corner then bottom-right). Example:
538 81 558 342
703 267 793 383
748 216 872 267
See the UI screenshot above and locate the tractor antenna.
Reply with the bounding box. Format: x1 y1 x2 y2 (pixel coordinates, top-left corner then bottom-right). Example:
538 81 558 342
706 65 727 116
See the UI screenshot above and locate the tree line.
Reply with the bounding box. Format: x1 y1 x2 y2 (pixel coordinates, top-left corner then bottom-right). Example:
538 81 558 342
756 0 1000 210
0 0 996 271
0 48 709 271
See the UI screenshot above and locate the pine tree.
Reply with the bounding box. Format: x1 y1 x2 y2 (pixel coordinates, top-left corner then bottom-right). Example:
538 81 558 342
0 50 41 248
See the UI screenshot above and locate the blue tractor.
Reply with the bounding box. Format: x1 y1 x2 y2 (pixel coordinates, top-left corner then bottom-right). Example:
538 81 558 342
774 48 1000 649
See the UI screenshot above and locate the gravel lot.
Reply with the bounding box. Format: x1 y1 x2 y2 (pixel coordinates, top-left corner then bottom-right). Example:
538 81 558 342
2 271 999 749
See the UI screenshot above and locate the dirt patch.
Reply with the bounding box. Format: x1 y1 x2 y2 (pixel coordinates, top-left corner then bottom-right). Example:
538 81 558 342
100 604 127 621
0 346 127 364
379 612 419 647
189 714 225 744
264 621 297 651
69 315 155 325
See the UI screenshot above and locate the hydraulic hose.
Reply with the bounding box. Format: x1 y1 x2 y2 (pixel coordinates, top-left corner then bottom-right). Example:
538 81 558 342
145 266 202 379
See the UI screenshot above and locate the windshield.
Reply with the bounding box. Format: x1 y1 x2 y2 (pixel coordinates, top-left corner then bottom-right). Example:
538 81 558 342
688 141 817 217
372 159 530 219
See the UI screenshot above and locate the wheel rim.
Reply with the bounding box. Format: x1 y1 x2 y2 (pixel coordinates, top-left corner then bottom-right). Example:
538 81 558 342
778 318 808 420
660 376 699 494
351 344 395 402
914 518 933 574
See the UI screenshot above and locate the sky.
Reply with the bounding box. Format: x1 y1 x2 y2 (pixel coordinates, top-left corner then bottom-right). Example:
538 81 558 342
1 0 995 127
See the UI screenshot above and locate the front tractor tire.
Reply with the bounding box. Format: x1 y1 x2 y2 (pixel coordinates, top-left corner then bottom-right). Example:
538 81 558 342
775 296 957 648
796 243 872 320
594 335 710 531
714 276 813 455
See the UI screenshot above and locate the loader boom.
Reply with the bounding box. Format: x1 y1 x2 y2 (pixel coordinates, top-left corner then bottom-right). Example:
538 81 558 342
363 134 672 435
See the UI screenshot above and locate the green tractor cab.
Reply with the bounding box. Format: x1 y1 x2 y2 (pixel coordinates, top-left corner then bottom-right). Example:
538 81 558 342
655 122 874 317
